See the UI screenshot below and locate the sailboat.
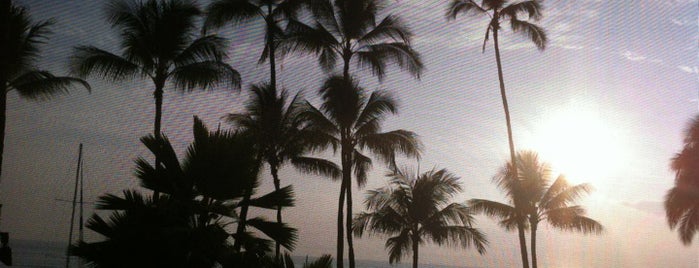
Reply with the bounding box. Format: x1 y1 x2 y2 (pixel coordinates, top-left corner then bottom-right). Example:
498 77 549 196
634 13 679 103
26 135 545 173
65 144 85 268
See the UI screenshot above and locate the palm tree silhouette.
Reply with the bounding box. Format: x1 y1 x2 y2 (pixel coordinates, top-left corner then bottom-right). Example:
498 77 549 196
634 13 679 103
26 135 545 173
284 0 423 81
71 0 240 197
71 190 233 267
302 75 421 268
72 116 298 267
204 0 304 90
285 1 422 265
0 1 90 182
353 168 487 268
226 83 341 257
446 1 547 267
470 151 602 268
666 115 699 245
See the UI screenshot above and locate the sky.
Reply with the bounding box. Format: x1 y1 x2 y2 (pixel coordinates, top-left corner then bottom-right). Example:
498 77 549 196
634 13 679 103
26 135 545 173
2 0 699 267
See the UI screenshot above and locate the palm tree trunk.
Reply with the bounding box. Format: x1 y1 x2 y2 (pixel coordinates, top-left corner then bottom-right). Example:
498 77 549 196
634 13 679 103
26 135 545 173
271 164 282 259
0 89 5 185
345 173 356 268
233 191 252 252
266 4 277 91
412 232 419 268
153 84 164 200
337 175 347 268
492 26 529 268
530 221 538 268
343 44 351 81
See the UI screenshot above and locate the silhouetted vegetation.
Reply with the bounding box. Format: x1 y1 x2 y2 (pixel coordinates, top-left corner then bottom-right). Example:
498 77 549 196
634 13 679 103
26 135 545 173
302 75 421 268
446 1 547 267
470 151 602 268
353 168 487 268
226 82 340 258
283 2 424 266
71 117 297 267
666 115 699 245
0 1 90 183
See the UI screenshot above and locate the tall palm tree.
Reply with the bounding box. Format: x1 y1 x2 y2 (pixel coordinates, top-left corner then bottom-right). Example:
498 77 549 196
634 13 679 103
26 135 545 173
666 115 699 245
446 2 547 267
302 75 421 268
286 3 423 264
284 0 423 82
226 82 340 257
470 151 603 268
0 1 90 181
204 0 304 90
353 168 487 268
71 0 240 188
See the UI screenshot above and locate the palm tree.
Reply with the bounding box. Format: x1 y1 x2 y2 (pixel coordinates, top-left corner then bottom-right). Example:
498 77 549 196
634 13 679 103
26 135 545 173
204 0 304 90
446 2 547 267
73 116 298 267
71 0 240 167
284 0 423 82
71 190 234 267
226 82 340 257
0 1 90 181
302 75 421 268
353 168 487 268
666 115 699 245
470 151 603 268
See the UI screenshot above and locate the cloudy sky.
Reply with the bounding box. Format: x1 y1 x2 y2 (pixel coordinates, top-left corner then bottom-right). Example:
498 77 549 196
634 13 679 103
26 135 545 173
2 0 699 267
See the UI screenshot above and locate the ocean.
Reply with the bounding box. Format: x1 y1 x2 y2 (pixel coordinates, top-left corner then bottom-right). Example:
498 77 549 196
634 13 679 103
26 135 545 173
3 240 469 268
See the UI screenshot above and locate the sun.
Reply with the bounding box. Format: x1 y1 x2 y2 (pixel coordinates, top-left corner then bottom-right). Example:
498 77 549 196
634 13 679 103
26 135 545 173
527 106 626 189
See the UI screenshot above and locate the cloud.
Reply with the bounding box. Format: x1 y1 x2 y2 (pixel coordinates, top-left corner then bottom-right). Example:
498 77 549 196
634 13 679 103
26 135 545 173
622 50 647 61
671 18 696 26
678 65 699 74
622 200 665 216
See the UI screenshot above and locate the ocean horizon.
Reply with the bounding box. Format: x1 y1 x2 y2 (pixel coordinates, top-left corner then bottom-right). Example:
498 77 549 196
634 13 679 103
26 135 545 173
2 240 478 268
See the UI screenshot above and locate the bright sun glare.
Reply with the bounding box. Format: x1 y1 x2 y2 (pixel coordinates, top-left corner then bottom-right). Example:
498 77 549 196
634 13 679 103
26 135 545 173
529 106 626 190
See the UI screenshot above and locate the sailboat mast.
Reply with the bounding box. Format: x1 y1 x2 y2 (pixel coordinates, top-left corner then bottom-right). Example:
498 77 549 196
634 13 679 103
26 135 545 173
66 143 83 268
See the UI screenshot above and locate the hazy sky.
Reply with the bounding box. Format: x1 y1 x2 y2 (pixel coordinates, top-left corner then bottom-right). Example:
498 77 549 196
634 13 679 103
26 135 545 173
2 0 699 267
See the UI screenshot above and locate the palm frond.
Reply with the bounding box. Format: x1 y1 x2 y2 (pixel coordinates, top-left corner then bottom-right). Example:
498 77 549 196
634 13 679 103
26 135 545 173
96 190 150 211
168 60 241 91
282 19 339 72
203 0 262 32
545 207 604 235
355 42 423 81
10 71 90 100
173 35 228 67
71 46 140 81
299 102 340 137
354 90 397 134
468 198 516 220
385 229 411 264
357 14 412 46
445 0 487 20
358 130 421 166
291 156 342 180
249 185 295 209
500 0 542 21
509 18 547 51
246 217 298 250
353 149 372 187
542 180 593 210
423 225 487 254
665 185 699 245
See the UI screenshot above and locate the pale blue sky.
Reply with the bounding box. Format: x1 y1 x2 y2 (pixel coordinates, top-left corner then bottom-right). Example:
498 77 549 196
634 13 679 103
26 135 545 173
2 0 698 267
